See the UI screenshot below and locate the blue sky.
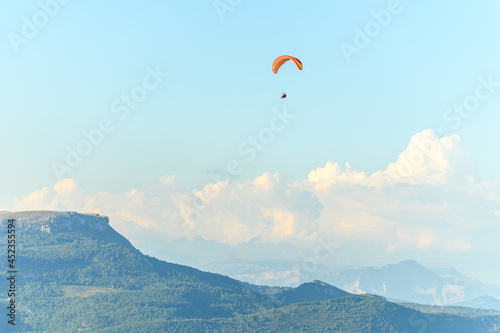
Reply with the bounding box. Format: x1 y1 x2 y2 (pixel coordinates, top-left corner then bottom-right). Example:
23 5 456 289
2 1 500 283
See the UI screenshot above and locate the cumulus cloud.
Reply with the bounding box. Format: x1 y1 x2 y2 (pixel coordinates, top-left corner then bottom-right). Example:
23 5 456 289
446 240 473 252
305 129 475 191
11 130 500 267
385 130 475 184
14 173 322 246
15 178 87 211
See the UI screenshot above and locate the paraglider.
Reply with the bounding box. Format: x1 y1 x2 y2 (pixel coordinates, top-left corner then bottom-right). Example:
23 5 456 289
272 55 302 98
272 55 303 74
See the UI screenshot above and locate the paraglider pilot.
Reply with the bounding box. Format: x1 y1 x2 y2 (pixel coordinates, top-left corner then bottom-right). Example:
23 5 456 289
272 55 302 100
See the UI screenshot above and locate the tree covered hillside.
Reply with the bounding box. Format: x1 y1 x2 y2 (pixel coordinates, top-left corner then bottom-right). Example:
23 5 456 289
0 211 498 332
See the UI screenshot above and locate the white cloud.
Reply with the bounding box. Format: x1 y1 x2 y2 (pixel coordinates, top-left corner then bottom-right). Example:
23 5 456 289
11 130 500 266
446 241 473 252
14 173 321 246
305 129 475 190
417 234 437 251
385 129 475 184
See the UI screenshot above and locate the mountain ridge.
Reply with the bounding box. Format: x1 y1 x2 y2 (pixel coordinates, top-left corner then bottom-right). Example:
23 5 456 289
0 210 109 232
1 210 498 332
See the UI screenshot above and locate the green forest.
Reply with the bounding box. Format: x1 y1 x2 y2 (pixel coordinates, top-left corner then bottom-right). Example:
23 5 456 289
0 223 498 332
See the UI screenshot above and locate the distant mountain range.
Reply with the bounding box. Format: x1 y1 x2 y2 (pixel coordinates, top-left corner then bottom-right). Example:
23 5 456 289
455 296 500 311
146 235 500 307
0 211 499 332
327 259 492 305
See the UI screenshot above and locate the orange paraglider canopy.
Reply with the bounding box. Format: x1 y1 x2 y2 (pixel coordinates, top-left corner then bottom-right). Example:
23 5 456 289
272 55 303 74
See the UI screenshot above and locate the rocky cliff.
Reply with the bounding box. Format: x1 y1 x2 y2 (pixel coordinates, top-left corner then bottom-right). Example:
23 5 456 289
0 211 109 233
